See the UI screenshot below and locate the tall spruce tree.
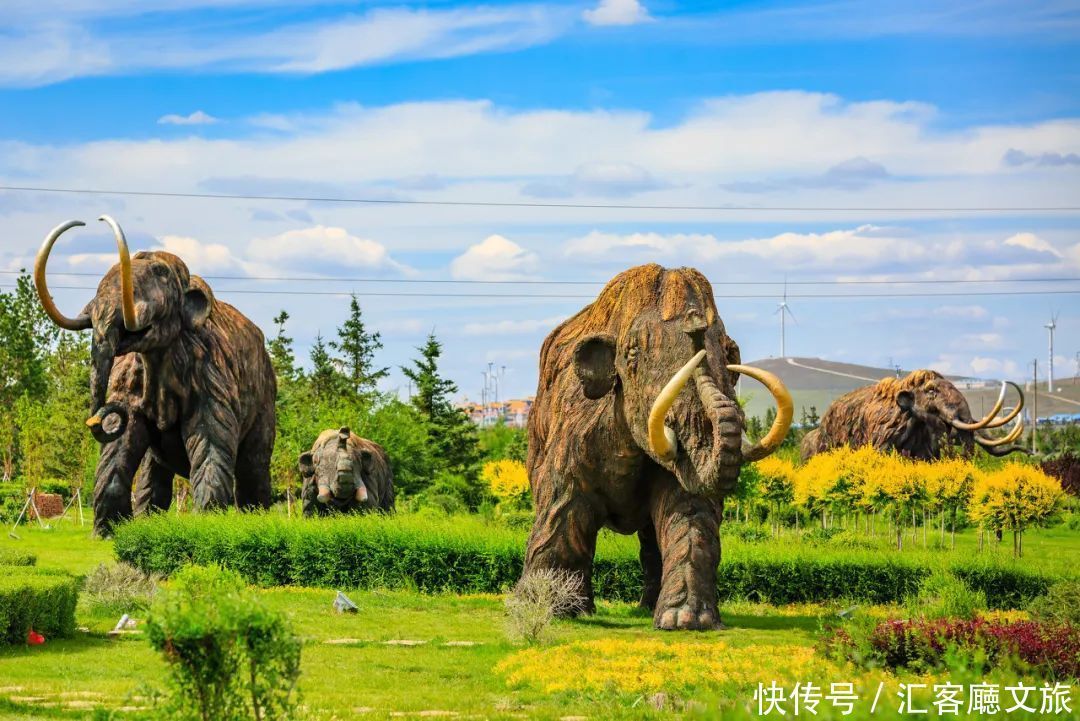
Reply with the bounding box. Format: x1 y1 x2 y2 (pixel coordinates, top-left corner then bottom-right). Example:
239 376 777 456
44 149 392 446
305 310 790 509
267 310 298 382
308 332 343 401
401 332 481 489
331 295 387 398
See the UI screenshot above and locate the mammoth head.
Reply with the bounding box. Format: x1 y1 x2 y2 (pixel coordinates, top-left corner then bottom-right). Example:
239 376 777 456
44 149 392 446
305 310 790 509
299 427 372 506
34 217 214 440
570 266 792 495
893 370 1026 458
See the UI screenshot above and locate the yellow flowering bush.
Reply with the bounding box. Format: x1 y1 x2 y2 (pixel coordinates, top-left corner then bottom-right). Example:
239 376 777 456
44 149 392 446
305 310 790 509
496 639 838 694
483 459 530 501
970 462 1061 556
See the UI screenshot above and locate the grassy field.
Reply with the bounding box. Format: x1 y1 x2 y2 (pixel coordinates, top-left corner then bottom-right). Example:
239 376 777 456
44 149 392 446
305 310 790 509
1 518 1079 720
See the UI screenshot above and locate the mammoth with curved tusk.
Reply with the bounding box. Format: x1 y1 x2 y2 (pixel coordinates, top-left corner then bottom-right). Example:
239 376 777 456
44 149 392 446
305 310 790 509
801 369 1028 462
522 264 793 631
298 428 395 516
34 217 277 536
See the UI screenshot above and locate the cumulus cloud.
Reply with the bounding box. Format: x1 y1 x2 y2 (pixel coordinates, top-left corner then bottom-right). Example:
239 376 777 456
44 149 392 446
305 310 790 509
251 225 408 273
158 110 219 126
723 156 890 193
1002 148 1080 167
463 316 566 335
1003 232 1062 258
450 235 540 281
522 161 667 198
582 0 651 26
154 235 245 272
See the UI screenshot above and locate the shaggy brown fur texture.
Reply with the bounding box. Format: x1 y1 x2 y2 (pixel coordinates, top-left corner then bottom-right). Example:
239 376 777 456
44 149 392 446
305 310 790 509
801 369 974 461
524 263 748 631
75 251 276 535
299 428 395 515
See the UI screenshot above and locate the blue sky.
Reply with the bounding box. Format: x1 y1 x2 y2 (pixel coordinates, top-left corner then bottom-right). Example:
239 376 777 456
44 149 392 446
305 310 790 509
2 0 1079 402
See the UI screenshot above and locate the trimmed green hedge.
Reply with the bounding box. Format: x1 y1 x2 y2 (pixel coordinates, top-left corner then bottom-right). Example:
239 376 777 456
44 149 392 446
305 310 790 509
113 512 1057 609
0 567 79 645
0 548 36 567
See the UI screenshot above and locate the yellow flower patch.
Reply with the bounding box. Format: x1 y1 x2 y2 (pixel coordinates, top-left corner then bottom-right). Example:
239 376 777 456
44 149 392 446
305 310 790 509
495 640 839 695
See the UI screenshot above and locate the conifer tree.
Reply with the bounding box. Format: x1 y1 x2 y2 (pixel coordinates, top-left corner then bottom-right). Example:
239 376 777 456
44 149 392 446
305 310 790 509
331 295 387 398
308 332 343 401
267 310 298 382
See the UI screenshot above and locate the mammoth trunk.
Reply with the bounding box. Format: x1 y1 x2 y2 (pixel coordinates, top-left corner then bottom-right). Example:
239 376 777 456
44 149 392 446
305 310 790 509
90 336 116 418
673 370 744 495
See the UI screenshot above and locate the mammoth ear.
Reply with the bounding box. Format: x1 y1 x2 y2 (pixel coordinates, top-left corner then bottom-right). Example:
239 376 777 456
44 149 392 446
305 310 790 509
183 275 214 329
298 452 315 477
896 390 915 414
573 334 617 400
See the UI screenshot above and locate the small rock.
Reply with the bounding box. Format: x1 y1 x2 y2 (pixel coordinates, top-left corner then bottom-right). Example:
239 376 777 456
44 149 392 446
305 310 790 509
333 591 359 614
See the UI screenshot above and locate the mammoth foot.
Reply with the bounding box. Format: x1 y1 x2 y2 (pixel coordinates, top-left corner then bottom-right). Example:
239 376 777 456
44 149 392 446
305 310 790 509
655 601 721 631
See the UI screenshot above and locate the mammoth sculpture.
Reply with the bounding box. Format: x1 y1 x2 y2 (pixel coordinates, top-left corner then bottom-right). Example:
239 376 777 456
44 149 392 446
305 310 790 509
299 428 395 516
523 264 793 630
800 369 1026 461
34 216 277 536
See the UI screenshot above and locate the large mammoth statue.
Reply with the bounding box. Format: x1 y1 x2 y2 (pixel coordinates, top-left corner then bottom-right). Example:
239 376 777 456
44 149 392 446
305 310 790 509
523 264 793 631
34 217 277 536
299 427 395 516
800 369 1026 461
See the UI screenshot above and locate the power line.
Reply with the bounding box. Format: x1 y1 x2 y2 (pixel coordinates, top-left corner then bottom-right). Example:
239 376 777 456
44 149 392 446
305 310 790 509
3 269 1078 286
12 284 1080 299
1 185 1078 212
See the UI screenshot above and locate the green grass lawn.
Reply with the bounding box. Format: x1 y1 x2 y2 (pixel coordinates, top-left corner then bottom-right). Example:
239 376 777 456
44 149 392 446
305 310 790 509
1 520 1079 720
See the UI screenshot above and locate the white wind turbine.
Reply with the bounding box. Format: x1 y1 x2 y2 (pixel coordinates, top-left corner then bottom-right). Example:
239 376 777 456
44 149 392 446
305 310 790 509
1045 312 1058 392
776 283 796 358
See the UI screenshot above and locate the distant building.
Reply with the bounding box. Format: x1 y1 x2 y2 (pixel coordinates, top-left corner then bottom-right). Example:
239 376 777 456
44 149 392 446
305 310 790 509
458 397 534 428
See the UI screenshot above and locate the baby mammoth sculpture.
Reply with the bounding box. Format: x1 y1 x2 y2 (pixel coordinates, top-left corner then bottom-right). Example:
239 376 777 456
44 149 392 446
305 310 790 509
523 264 793 630
801 369 1026 461
34 217 276 536
298 428 395 516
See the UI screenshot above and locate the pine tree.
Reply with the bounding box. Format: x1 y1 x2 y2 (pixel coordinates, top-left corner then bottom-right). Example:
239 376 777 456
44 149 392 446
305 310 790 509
401 332 481 494
267 310 298 382
308 332 343 401
330 295 387 398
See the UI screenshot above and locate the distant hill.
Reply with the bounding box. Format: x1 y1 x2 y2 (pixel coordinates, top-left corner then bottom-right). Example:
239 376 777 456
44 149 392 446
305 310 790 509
738 357 1080 422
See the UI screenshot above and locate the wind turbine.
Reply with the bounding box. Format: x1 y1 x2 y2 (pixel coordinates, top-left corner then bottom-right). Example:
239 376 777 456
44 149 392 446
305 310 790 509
775 282 796 358
1045 313 1058 392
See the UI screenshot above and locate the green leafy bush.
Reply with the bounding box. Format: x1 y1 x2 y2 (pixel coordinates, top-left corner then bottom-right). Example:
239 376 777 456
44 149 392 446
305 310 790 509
115 512 1064 608
79 562 160 616
0 548 36 566
0 566 78 645
904 569 986 620
145 565 301 721
1029 580 1080 626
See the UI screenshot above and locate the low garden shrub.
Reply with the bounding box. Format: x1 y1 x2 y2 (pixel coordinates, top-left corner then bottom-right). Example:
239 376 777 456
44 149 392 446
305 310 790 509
1029 580 1080 627
114 512 1062 608
0 548 36 566
832 617 1080 679
79 562 160 616
0 566 78 645
145 565 301 721
505 568 587 644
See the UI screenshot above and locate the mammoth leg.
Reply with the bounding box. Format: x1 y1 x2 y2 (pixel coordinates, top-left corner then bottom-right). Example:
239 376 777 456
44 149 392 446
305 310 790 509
92 413 150 537
650 473 722 631
133 456 174 516
523 475 601 613
300 477 320 517
638 523 662 611
234 412 274 510
183 402 240 509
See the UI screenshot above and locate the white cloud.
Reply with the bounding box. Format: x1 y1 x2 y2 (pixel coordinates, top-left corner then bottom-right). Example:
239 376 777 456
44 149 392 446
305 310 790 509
153 235 244 272
450 235 540 281
0 5 571 87
1003 232 1062 258
251 225 408 273
158 110 219 126
583 0 651 26
463 315 565 336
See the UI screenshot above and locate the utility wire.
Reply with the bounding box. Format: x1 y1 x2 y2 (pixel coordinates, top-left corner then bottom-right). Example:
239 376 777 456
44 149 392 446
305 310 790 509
1 185 1077 212
2 269 1078 286
12 284 1080 299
